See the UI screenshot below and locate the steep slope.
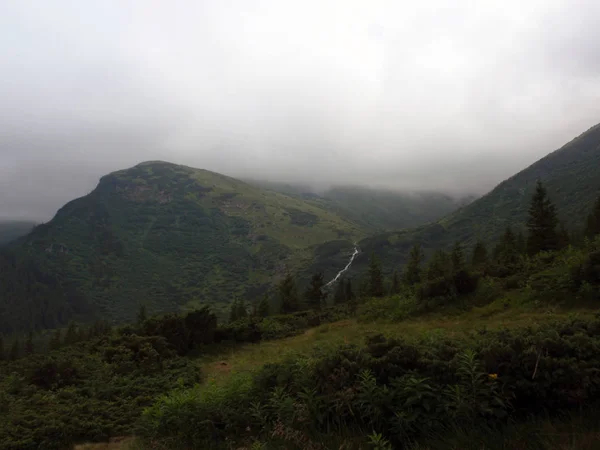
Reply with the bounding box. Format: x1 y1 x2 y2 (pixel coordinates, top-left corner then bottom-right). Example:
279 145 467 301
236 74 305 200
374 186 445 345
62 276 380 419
319 123 600 277
0 161 365 332
0 220 36 246
244 179 474 231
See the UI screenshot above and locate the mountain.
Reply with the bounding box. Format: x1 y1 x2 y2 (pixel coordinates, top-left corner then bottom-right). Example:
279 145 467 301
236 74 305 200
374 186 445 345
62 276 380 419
333 122 600 277
0 161 366 333
244 179 475 231
0 220 36 246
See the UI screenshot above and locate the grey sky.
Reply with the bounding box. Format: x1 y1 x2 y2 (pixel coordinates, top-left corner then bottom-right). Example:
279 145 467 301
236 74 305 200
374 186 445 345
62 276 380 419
1 0 600 220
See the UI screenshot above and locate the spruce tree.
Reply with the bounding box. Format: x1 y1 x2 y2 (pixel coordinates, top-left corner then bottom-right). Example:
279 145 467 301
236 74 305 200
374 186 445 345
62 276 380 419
426 250 450 280
305 272 327 310
137 304 147 325
9 339 19 361
229 299 240 323
49 329 62 351
279 273 299 313
345 279 355 302
333 278 347 304
471 241 488 269
403 244 423 286
526 180 558 255
585 195 600 238
25 331 34 355
450 242 465 273
390 271 400 295
257 294 270 317
368 253 384 297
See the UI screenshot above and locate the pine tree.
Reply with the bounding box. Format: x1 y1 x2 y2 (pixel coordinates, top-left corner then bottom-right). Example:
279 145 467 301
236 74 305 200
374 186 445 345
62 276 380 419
526 180 558 255
137 304 147 325
333 278 346 304
345 278 355 302
64 322 79 345
0 335 4 361
305 272 327 310
368 253 384 297
471 241 488 269
49 329 62 351
25 331 34 355
236 299 248 319
229 299 240 323
279 273 299 313
585 195 600 238
9 339 20 361
257 294 270 317
494 227 521 272
403 244 423 286
450 242 465 273
390 271 400 295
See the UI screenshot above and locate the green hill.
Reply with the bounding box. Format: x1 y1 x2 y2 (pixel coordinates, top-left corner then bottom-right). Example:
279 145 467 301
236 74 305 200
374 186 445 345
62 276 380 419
318 123 600 277
0 161 366 333
0 220 36 246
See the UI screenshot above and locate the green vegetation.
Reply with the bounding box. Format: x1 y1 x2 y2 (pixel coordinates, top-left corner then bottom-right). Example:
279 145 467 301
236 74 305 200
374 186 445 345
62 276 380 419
0 220 36 246
339 123 600 279
0 162 366 333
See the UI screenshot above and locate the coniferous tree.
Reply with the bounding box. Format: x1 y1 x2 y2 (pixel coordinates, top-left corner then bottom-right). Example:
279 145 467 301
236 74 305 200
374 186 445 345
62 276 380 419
236 299 248 319
426 250 450 281
0 335 4 361
49 329 62 351
526 180 558 255
451 242 465 273
305 272 327 310
137 304 147 325
257 294 270 317
368 253 384 297
25 331 34 355
403 244 423 286
345 278 355 302
333 278 347 304
390 271 401 295
471 241 488 269
9 339 19 361
493 227 521 274
585 195 600 238
279 273 299 313
229 299 240 323
64 322 79 345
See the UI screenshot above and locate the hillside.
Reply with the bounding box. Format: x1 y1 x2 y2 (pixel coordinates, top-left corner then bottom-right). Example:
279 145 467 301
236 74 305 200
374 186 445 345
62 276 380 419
0 161 366 333
245 179 475 231
335 123 600 277
0 220 36 246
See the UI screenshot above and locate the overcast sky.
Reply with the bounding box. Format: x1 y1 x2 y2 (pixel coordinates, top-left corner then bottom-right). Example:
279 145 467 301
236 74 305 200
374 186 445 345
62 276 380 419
2 0 600 220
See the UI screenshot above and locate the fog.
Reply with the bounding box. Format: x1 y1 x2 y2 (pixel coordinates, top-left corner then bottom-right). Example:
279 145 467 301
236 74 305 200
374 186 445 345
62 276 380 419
2 0 600 220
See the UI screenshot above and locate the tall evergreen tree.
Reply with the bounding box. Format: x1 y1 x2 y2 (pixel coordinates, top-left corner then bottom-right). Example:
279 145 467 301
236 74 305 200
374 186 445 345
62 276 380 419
403 244 423 286
426 250 450 281
24 331 34 355
471 241 488 269
345 278 355 302
305 272 327 310
495 227 520 268
257 294 270 317
368 253 384 297
9 339 19 361
137 304 147 325
49 329 62 351
279 273 299 313
585 195 600 238
450 242 465 273
390 271 401 295
526 180 558 255
333 278 347 304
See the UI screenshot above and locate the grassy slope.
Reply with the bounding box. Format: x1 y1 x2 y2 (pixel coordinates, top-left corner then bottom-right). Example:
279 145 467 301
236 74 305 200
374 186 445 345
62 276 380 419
336 122 600 277
0 221 36 246
3 162 365 330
